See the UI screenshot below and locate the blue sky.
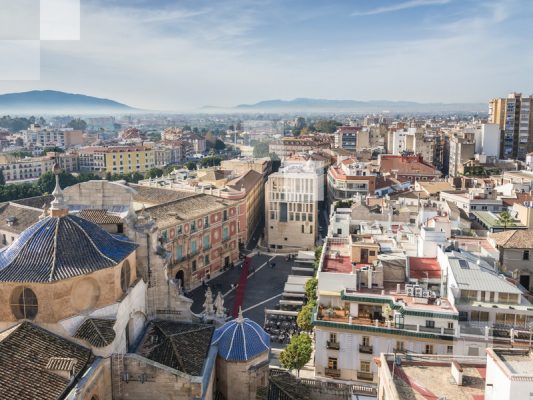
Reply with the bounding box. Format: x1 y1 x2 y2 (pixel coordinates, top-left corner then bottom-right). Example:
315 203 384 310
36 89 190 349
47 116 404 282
2 0 533 111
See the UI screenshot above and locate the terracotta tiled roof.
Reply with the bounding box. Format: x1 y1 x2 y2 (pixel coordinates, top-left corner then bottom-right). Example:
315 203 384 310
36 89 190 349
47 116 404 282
0 322 92 400
12 195 53 210
129 184 194 206
136 320 214 376
0 203 43 234
408 257 441 280
74 318 116 348
490 230 533 249
78 209 122 224
227 169 263 192
379 155 440 176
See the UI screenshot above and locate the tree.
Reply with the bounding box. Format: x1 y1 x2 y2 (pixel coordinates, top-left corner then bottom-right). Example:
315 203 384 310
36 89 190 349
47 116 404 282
42 146 65 154
0 169 5 186
270 153 281 173
297 302 315 332
67 118 87 131
279 333 313 376
185 161 197 170
498 211 514 230
199 156 221 168
314 119 341 133
145 167 164 179
214 139 226 151
36 171 78 194
253 142 270 158
304 277 318 303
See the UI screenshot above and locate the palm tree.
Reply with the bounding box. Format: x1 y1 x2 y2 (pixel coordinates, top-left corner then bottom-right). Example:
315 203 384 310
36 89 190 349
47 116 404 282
498 211 513 230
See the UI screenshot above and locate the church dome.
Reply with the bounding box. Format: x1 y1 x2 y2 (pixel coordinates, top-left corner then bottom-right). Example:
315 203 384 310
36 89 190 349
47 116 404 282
211 312 270 362
0 215 137 283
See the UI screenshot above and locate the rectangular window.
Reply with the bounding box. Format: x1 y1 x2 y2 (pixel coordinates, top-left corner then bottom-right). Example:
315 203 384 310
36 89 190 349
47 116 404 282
204 215 209 228
223 210 228 221
177 225 183 235
204 255 209 265
395 341 404 351
328 358 337 369
426 320 435 328
176 245 183 261
279 202 288 222
447 322 454 329
524 250 530 261
360 361 371 373
447 345 454 354
223 226 229 241
424 345 433 354
203 235 210 250
191 240 197 255
301 225 304 233
362 336 370 346
191 220 196 232
329 333 337 342
192 260 197 272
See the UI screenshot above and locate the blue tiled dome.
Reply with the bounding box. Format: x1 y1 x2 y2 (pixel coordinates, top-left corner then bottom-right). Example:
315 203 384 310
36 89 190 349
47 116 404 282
212 316 270 362
0 215 137 283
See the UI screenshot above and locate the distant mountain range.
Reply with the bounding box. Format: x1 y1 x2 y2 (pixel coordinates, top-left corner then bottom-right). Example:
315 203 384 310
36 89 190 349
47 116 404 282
0 90 135 114
225 98 487 113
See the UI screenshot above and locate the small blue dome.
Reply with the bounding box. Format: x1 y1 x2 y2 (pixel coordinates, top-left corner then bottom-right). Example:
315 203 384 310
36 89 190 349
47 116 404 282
212 316 270 362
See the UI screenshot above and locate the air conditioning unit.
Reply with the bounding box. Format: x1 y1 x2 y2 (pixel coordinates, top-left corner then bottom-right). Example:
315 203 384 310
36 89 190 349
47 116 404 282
406 286 415 297
422 290 430 298
415 286 423 298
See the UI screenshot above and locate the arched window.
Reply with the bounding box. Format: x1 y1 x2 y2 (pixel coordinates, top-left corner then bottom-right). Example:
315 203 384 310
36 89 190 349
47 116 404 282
120 260 131 293
10 287 38 320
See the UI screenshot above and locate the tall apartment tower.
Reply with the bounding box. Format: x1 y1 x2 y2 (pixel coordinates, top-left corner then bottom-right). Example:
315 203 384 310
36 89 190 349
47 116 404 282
489 92 533 160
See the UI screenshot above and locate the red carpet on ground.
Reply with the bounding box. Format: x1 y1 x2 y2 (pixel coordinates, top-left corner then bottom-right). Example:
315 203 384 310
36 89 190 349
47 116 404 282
232 257 251 318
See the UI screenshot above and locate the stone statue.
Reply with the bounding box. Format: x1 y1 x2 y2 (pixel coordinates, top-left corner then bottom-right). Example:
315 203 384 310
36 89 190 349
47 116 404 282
214 291 226 318
203 287 214 316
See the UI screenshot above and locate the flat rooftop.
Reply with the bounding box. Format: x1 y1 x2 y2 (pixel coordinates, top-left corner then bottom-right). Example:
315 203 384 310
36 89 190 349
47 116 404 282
492 349 533 375
391 361 486 400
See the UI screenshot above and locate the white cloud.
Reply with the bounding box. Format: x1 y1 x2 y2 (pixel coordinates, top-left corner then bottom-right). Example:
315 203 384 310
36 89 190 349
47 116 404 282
351 0 451 17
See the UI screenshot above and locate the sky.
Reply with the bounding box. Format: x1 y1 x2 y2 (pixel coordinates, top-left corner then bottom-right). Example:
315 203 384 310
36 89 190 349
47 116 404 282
1 0 533 111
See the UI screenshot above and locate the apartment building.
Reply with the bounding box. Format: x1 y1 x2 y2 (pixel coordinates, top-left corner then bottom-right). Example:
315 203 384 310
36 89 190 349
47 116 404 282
313 237 458 384
20 124 84 147
378 154 441 183
0 152 78 182
327 158 377 202
269 136 331 157
449 134 475 177
78 144 155 174
489 92 533 160
438 247 533 356
334 126 369 151
265 162 322 250
440 188 503 216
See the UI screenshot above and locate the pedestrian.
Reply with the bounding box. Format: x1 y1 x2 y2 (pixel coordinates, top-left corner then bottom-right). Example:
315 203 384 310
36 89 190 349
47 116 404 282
202 279 206 288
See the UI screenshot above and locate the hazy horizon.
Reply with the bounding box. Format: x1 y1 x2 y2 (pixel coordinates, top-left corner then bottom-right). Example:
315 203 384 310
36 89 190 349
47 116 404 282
1 0 532 111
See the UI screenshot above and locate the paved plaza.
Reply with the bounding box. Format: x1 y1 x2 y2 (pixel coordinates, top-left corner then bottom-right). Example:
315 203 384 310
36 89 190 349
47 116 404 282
189 253 296 325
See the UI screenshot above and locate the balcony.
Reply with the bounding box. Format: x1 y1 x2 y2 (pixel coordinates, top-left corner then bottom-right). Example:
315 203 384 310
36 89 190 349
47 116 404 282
326 341 340 350
357 371 374 381
324 368 341 378
359 345 373 354
393 348 406 353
